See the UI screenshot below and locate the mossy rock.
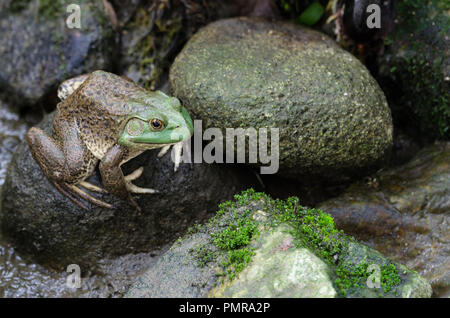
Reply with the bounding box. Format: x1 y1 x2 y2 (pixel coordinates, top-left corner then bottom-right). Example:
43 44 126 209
376 0 450 139
170 17 393 183
126 189 431 298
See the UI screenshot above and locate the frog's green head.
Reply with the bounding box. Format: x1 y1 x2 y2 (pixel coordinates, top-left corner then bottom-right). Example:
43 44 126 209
118 91 194 149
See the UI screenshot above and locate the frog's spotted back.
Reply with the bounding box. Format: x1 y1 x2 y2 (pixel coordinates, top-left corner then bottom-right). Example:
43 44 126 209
72 71 146 117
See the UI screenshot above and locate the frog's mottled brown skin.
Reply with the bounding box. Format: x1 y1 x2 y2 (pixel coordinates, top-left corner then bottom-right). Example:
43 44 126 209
26 71 193 211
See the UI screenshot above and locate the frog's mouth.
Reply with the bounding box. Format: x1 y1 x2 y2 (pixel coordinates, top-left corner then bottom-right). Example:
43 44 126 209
131 127 192 145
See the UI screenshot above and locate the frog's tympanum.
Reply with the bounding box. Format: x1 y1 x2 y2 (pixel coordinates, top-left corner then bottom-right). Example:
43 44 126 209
26 71 194 211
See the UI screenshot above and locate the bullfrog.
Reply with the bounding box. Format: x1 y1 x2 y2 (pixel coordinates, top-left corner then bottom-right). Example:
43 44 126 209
26 70 194 211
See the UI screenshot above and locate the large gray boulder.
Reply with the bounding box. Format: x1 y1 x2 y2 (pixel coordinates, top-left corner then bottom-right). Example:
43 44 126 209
169 17 393 183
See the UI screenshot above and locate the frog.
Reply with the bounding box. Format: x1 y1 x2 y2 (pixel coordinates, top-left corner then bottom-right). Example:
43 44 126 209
26 70 194 212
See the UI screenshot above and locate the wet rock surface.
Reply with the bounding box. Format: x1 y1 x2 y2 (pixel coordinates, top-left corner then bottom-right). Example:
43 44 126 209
0 236 164 297
170 17 393 183
126 191 431 298
318 142 450 297
0 100 29 186
0 113 256 270
0 0 116 108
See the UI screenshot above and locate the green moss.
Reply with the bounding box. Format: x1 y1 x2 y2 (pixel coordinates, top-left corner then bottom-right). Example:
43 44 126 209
334 260 402 297
380 264 402 293
212 214 258 250
335 260 370 296
271 196 345 263
190 244 216 268
210 205 260 280
8 0 62 17
221 248 255 280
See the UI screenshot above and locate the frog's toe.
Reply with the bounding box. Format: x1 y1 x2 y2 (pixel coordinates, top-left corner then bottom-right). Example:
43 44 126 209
157 145 171 158
172 142 184 172
126 181 158 194
127 196 142 213
52 181 89 211
124 167 144 182
79 181 108 193
157 142 186 172
67 184 114 209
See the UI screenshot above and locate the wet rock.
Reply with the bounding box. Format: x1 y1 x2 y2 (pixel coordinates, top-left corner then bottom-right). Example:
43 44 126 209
0 236 164 298
170 17 393 183
318 142 450 297
0 100 29 186
0 113 255 270
376 0 450 139
126 190 431 298
0 0 116 108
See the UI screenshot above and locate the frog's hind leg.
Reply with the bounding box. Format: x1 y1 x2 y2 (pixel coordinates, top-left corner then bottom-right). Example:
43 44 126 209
26 121 113 210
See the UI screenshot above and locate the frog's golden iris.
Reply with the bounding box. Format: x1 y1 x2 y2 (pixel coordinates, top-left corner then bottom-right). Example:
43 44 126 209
150 118 164 131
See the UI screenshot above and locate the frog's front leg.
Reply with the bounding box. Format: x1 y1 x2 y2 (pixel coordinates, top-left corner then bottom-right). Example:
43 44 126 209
99 145 158 212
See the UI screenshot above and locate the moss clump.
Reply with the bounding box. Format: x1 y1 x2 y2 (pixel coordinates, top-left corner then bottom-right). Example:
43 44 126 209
272 197 345 261
190 244 216 268
213 213 258 250
335 260 402 296
381 264 402 293
335 260 370 296
211 205 259 280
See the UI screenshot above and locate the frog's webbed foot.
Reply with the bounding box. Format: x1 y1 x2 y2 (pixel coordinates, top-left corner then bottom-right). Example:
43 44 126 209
53 181 114 210
157 141 186 172
124 167 159 194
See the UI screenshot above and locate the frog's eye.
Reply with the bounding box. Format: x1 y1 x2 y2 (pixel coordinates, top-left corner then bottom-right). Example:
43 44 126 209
150 118 164 131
